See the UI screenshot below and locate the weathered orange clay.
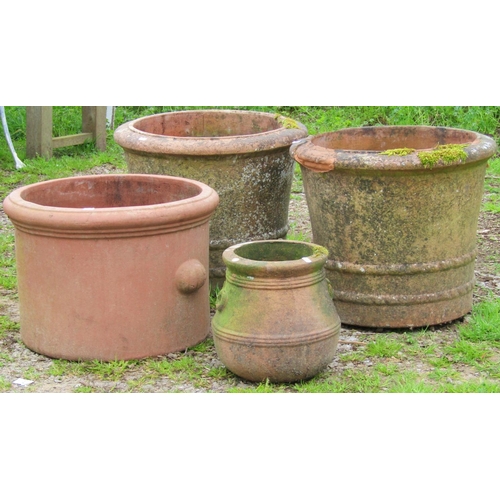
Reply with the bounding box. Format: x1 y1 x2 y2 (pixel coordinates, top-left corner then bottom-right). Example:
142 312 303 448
114 110 308 287
3 174 219 361
212 240 341 383
291 126 498 328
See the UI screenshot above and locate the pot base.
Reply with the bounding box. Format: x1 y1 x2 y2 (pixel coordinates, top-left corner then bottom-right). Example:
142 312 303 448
334 292 473 329
214 332 339 383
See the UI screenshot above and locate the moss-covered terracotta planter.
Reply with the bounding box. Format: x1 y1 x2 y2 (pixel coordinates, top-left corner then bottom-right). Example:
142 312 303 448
114 109 308 287
212 240 341 383
3 174 219 361
291 126 497 328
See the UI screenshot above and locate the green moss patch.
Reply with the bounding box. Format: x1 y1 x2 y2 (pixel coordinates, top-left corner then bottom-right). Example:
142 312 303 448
380 144 470 168
275 114 301 129
417 143 468 168
380 147 416 156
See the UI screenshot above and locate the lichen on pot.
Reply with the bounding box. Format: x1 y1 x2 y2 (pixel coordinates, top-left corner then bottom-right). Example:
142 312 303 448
291 125 498 328
212 240 341 383
114 109 308 288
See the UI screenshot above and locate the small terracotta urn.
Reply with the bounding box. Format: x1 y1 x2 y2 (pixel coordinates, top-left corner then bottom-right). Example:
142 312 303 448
212 240 341 383
3 174 219 361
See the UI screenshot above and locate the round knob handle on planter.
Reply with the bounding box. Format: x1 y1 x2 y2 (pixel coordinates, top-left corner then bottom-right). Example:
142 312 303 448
175 259 207 294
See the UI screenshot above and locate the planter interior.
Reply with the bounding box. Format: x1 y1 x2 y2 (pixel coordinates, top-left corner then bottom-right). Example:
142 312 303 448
311 126 477 152
233 240 316 261
20 175 202 208
132 111 282 138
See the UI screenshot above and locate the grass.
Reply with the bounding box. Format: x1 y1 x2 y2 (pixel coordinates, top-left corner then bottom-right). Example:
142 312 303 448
483 158 500 213
443 340 493 364
427 367 461 382
0 316 19 339
48 359 139 381
458 298 500 343
147 357 202 379
364 337 404 358
209 286 222 311
3 298 500 393
478 361 500 380
0 352 13 367
437 380 500 393
73 385 95 393
1 106 500 393
228 379 288 393
286 227 310 242
385 372 435 393
36 338 223 392
0 376 10 391
374 362 399 376
0 233 17 290
294 371 383 393
22 366 41 381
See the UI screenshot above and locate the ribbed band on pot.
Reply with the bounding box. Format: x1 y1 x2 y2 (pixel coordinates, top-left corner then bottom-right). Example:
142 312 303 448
213 323 340 347
222 240 329 282
3 174 219 239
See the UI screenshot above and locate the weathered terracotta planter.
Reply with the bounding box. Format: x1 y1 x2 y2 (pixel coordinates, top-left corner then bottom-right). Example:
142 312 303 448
212 240 341 383
291 126 497 328
3 174 219 361
114 110 308 287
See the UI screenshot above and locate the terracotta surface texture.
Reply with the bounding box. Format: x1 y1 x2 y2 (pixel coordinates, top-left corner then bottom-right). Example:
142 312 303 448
114 110 308 287
212 240 341 383
291 126 498 328
3 174 219 361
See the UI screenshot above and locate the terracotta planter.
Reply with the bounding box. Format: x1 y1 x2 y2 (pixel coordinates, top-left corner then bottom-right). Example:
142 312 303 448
212 240 341 383
114 109 308 287
3 174 219 361
291 125 497 328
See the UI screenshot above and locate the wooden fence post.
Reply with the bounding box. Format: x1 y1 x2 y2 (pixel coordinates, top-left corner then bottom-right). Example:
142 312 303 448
26 106 107 159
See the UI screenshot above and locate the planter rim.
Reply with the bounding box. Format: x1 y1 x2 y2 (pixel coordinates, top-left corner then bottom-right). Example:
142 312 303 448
223 240 328 279
114 109 308 156
3 174 219 238
291 125 498 172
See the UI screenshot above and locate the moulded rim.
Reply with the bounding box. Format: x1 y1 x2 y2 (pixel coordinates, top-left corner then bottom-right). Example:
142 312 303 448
290 125 498 172
114 109 308 156
2 174 220 238
223 240 329 279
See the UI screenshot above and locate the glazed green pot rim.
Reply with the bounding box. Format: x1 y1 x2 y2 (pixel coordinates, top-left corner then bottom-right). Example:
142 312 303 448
114 109 308 156
291 125 497 172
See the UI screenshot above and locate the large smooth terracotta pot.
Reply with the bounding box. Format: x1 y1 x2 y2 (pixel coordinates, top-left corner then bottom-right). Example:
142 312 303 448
114 109 308 287
291 126 497 328
212 240 341 383
3 174 219 361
